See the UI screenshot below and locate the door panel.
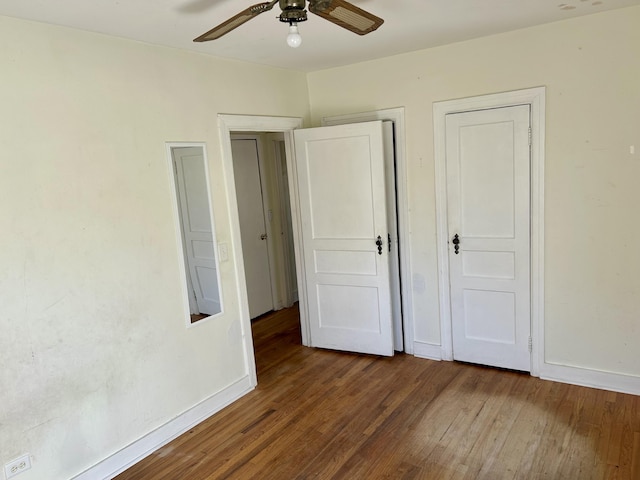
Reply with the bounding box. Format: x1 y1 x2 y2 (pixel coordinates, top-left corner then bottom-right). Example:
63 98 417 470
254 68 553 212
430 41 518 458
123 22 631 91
305 136 375 239
446 105 531 371
231 138 274 319
458 121 516 238
294 121 394 356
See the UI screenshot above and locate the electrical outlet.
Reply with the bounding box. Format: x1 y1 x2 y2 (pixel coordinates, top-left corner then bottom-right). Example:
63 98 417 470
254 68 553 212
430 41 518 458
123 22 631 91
4 454 31 478
218 242 229 262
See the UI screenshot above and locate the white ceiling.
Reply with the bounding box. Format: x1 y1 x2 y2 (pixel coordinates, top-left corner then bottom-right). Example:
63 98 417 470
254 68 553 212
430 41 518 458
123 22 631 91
1 0 638 72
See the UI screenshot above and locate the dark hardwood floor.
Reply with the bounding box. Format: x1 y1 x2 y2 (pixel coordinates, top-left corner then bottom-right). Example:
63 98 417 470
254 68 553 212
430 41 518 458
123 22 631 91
116 305 640 479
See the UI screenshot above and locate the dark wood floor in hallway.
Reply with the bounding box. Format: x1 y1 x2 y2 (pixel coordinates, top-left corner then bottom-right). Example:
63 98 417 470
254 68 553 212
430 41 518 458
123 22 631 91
116 305 640 479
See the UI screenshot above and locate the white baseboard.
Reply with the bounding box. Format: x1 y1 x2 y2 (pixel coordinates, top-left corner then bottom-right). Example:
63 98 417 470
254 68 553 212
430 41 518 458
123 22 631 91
72 375 255 480
540 362 640 396
412 343 640 396
413 341 443 361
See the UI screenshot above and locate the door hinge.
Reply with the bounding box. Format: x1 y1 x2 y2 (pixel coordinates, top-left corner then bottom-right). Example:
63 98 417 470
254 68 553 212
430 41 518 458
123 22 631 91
528 336 533 353
528 127 532 146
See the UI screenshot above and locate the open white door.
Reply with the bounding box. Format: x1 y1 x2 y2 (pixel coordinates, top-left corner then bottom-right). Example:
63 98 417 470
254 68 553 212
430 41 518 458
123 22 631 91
446 105 531 371
294 121 394 356
173 147 220 316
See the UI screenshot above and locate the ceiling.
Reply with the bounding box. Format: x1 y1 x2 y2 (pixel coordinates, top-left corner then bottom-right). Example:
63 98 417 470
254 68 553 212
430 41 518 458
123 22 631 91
1 0 638 72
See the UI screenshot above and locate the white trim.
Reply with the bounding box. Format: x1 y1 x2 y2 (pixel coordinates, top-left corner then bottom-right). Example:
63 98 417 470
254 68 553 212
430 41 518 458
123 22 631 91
218 115 308 384
321 108 414 354
433 87 546 375
413 341 443 361
165 142 224 328
540 364 640 396
72 376 254 480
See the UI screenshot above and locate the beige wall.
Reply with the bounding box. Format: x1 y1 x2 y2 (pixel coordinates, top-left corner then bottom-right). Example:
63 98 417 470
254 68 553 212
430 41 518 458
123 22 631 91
0 15 309 480
307 7 640 376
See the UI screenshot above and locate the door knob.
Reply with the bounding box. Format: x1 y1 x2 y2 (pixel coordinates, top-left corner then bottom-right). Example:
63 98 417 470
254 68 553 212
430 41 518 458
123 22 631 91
376 235 383 255
260 233 268 240
452 234 460 255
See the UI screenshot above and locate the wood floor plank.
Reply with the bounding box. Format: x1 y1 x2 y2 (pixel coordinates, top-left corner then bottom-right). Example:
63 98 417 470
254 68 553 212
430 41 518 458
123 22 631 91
116 305 640 480
631 432 640 480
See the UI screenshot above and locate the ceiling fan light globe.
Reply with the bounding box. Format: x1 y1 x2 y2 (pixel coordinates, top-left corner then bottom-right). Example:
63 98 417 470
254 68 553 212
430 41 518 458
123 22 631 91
286 23 303 48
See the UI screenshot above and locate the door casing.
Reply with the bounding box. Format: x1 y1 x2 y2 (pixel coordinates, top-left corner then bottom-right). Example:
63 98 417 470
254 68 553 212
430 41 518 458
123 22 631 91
433 87 546 377
219 115 303 387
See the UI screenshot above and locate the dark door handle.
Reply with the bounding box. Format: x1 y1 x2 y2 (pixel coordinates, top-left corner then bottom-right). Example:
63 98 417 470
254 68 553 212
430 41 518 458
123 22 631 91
452 234 460 255
376 235 383 255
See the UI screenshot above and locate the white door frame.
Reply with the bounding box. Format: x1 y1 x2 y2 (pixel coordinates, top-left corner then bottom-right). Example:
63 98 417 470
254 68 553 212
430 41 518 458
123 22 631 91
321 108 413 354
218 114 305 387
433 87 546 377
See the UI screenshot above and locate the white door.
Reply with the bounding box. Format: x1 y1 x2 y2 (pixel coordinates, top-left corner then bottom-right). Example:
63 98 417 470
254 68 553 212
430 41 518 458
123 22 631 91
446 105 531 371
294 121 394 356
231 137 274 319
173 147 220 316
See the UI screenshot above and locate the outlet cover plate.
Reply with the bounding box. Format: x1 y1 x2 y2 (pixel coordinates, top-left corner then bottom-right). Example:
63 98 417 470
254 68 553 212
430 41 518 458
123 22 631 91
4 454 31 479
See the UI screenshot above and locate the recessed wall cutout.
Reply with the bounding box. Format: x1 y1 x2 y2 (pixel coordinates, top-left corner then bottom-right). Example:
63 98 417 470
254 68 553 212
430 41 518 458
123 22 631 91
167 143 223 325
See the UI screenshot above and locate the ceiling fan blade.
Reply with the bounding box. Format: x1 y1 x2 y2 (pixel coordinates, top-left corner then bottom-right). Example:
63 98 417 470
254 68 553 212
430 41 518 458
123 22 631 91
309 0 383 36
194 0 278 42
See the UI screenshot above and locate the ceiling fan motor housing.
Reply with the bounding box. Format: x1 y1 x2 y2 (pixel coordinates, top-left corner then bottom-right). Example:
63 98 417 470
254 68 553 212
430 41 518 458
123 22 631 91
279 0 308 23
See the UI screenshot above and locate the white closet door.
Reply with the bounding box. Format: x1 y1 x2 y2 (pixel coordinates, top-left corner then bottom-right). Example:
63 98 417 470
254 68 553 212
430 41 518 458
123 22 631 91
446 105 531 371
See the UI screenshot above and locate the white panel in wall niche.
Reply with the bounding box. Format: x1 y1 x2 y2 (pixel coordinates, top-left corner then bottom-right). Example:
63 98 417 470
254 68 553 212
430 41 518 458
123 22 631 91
314 250 377 275
169 144 222 319
462 251 515 279
463 289 516 344
317 284 381 332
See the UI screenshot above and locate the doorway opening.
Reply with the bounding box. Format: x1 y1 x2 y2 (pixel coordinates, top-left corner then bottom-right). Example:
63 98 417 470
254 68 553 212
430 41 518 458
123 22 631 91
219 112 410 387
231 133 298 320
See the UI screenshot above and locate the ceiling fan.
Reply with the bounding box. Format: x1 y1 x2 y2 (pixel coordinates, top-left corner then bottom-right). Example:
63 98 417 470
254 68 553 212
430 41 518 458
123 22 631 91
194 0 384 48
